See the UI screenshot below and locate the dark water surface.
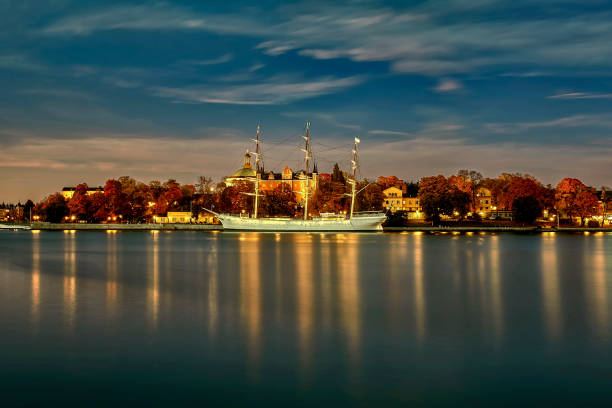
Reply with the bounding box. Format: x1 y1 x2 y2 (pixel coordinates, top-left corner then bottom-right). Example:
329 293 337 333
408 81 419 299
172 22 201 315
1 230 611 406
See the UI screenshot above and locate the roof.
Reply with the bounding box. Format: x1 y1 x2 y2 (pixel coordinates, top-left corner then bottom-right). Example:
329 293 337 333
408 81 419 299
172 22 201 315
231 167 257 178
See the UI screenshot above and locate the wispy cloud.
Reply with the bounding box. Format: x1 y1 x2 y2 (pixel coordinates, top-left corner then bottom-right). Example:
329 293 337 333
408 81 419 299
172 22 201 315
369 129 413 137
433 78 462 92
20 88 97 101
486 114 612 134
39 3 612 77
151 75 364 105
0 54 44 72
180 53 233 66
548 91 612 100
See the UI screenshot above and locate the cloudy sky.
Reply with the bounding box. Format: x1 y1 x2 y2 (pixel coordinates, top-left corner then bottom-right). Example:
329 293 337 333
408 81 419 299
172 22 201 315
1 0 611 202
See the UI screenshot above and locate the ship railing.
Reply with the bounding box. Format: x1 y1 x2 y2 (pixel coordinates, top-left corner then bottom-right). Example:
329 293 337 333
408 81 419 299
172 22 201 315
352 211 386 217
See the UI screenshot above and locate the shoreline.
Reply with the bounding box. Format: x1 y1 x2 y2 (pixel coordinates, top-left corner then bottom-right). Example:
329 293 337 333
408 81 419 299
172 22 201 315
25 222 612 233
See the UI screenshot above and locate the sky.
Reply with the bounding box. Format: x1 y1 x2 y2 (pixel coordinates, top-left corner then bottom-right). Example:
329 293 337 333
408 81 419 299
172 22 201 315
1 0 611 202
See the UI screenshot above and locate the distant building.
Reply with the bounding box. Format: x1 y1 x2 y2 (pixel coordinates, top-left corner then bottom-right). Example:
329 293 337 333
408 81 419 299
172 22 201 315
383 186 423 219
475 187 493 215
153 211 192 224
225 152 317 203
0 208 9 221
61 186 104 200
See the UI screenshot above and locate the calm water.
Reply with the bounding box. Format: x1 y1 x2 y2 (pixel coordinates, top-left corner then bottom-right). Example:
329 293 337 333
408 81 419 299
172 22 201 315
0 230 611 406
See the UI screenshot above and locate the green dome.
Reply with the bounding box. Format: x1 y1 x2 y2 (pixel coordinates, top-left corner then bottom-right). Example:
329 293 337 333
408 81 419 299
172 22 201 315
231 167 257 178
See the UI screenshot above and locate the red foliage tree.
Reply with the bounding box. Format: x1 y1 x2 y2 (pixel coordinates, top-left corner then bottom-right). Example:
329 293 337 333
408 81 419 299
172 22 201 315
67 183 91 221
556 178 599 225
164 183 183 211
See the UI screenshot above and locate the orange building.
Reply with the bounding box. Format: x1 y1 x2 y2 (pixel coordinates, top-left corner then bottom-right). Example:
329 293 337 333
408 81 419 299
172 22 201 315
225 153 317 203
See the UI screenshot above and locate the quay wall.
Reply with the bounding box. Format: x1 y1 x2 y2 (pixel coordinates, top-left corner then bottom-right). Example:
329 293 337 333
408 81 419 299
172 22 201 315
28 223 611 233
383 226 612 233
31 222 222 231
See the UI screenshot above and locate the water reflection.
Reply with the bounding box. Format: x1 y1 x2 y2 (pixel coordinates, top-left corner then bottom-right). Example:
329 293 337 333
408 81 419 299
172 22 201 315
489 235 503 343
541 233 562 342
148 231 159 330
63 231 76 331
31 231 40 327
295 234 314 373
413 233 425 343
586 235 609 342
337 235 361 367
207 233 219 339
106 231 118 319
240 233 261 372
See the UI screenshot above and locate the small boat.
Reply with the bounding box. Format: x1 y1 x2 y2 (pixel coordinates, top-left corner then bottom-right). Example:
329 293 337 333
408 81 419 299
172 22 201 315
212 123 386 232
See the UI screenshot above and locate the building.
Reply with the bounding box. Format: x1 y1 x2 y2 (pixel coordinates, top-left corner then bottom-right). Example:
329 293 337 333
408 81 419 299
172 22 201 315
153 211 192 224
383 186 423 218
225 153 317 203
475 187 493 215
0 208 9 221
61 186 104 200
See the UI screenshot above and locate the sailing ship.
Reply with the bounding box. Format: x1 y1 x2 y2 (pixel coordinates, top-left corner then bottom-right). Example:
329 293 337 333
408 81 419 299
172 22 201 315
210 123 386 231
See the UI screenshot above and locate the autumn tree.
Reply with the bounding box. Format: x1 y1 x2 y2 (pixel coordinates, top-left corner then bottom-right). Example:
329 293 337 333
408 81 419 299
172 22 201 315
195 176 214 195
311 177 347 214
418 175 471 224
556 178 599 225
513 196 542 225
418 175 453 225
377 176 402 190
89 192 109 222
164 183 183 211
457 169 482 211
260 184 297 217
37 193 68 223
355 180 384 212
67 183 91 221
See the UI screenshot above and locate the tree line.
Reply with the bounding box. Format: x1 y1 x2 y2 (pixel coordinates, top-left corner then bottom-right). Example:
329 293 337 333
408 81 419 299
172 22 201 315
32 165 385 223
20 168 610 226
411 171 606 226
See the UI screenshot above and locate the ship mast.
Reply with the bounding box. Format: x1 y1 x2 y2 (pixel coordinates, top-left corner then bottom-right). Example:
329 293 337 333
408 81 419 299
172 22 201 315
245 125 263 218
252 124 263 173
349 137 360 219
301 122 311 220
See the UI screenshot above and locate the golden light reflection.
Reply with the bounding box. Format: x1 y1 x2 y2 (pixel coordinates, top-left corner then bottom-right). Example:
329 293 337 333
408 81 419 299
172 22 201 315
320 234 332 329
413 232 425 343
541 233 562 342
148 232 159 329
489 235 503 343
338 235 361 367
31 231 40 326
207 233 219 339
586 235 609 341
240 233 261 371
63 230 76 331
295 234 314 373
106 230 118 318
387 233 408 334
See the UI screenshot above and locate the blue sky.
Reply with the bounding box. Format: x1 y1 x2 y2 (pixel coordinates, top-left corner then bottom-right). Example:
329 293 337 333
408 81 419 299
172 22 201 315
1 0 611 201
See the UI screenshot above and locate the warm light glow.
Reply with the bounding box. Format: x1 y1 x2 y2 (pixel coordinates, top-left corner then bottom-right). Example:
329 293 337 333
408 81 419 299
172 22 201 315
70 215 76 221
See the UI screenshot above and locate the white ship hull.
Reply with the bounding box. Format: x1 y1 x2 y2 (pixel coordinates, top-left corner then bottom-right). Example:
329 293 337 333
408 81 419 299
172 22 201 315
218 214 386 231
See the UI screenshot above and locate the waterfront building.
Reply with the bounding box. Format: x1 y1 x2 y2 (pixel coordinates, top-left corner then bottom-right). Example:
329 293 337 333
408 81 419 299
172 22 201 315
61 186 104 200
225 152 318 203
383 186 423 219
153 211 192 224
475 187 493 215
